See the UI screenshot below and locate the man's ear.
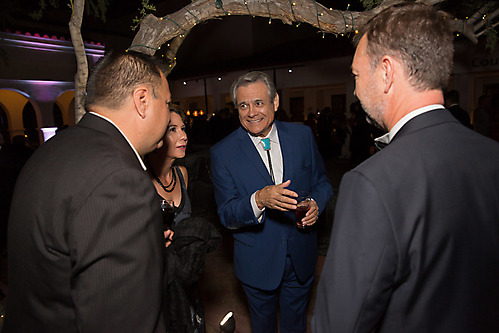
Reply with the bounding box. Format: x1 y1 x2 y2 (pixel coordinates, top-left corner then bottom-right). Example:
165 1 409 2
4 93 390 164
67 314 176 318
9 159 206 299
133 86 149 119
381 56 395 94
273 93 280 111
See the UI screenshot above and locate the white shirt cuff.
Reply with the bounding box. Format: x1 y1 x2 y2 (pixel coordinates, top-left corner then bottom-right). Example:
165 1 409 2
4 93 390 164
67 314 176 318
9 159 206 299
251 191 265 223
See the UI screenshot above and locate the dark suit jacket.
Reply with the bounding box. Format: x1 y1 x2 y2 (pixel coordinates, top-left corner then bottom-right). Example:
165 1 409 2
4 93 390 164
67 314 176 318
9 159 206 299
210 121 333 290
448 104 473 129
3 113 166 333
312 109 499 332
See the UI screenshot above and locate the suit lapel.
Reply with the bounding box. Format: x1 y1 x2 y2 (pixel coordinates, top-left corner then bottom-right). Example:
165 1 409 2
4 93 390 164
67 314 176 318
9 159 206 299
276 121 294 181
237 127 274 184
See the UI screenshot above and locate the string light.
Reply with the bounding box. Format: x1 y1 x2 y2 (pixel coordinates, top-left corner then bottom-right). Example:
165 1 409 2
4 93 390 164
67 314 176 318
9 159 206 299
313 0 323 36
243 0 252 17
162 16 188 34
265 0 272 24
215 0 229 15
289 0 298 25
185 7 200 25
340 11 347 34
127 44 160 51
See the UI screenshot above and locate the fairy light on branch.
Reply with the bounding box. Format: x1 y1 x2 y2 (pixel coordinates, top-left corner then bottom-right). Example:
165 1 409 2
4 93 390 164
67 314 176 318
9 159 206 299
127 45 161 51
215 0 229 16
339 11 347 36
185 7 200 25
313 0 324 37
288 0 300 27
265 0 272 24
243 0 253 17
160 16 188 35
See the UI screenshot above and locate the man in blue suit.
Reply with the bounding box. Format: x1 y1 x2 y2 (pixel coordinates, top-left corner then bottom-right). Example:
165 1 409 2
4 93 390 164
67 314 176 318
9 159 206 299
210 71 333 333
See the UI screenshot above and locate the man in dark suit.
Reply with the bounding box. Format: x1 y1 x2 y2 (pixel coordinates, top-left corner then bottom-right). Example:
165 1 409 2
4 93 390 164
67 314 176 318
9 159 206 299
312 4 499 333
210 71 333 333
3 51 172 332
445 89 473 129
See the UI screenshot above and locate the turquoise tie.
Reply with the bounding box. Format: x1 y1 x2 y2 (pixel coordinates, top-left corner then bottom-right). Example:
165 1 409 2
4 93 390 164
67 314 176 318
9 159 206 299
261 138 275 184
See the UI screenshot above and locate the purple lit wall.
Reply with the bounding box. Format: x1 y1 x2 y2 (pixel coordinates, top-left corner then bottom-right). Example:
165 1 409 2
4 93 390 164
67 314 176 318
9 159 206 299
0 31 105 130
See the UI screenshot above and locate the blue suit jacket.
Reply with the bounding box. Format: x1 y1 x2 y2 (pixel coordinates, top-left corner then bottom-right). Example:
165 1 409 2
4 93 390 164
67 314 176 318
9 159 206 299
210 121 333 290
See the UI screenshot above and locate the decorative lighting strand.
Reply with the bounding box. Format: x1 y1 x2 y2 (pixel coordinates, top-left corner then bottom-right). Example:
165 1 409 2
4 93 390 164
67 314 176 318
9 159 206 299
265 0 272 24
127 44 160 51
215 0 229 16
243 0 252 17
185 8 200 25
313 0 324 38
288 0 299 26
163 16 188 34
339 11 347 35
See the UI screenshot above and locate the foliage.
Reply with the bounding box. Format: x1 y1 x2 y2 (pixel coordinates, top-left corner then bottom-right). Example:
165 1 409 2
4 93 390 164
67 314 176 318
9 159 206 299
0 0 22 29
360 0 382 10
485 22 499 52
30 0 60 20
131 0 156 31
85 0 110 22
29 0 109 22
454 0 499 52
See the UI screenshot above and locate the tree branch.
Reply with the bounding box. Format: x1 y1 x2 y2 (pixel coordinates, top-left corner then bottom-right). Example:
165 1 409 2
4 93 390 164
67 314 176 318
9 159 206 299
129 0 497 71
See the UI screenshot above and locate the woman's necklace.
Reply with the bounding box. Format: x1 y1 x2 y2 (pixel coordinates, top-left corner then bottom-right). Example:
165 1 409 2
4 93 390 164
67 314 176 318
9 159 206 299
148 160 176 193
155 169 176 193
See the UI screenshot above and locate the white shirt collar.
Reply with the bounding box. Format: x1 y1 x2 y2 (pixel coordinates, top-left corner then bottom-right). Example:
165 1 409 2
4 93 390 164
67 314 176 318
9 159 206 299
89 112 147 171
375 104 445 145
248 122 278 146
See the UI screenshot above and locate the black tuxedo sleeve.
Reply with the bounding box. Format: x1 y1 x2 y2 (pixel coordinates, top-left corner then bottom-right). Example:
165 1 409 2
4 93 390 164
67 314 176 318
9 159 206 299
312 171 398 332
69 167 165 333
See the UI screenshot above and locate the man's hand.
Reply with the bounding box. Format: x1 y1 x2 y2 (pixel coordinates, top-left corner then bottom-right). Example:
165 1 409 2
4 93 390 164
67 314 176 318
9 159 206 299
299 200 319 227
255 180 298 211
164 230 174 247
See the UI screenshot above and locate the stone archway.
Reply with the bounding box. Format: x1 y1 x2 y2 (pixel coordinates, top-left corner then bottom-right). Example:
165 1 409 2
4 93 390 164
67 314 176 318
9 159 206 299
0 104 10 145
55 90 76 126
0 89 43 144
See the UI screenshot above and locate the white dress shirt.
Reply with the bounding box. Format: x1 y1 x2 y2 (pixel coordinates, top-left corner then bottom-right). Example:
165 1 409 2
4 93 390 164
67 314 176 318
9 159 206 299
248 123 284 221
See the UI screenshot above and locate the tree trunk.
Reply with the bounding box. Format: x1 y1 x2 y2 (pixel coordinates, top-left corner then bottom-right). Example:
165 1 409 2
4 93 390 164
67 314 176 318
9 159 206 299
69 0 88 123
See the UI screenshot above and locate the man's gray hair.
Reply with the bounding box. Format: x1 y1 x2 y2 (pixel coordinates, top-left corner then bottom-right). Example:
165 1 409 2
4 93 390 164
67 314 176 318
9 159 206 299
230 71 277 106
